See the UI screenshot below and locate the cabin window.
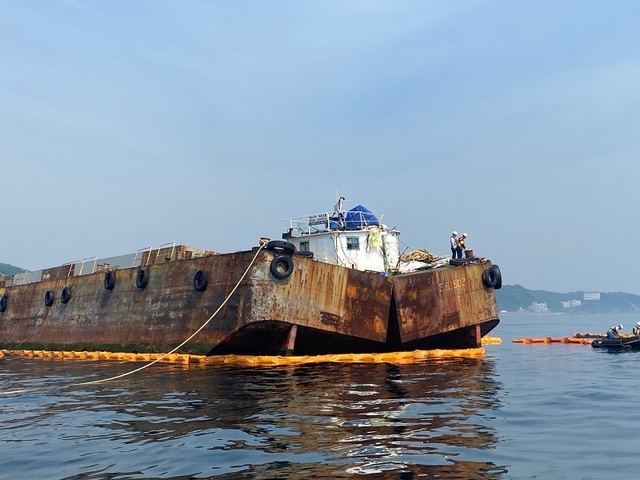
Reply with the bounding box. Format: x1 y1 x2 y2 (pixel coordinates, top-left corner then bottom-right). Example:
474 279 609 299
300 241 310 252
346 237 359 251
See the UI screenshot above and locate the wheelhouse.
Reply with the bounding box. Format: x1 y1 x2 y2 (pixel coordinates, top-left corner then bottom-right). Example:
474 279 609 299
282 201 400 274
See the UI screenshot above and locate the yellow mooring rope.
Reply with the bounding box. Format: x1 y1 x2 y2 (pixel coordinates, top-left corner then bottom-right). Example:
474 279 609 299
71 243 268 386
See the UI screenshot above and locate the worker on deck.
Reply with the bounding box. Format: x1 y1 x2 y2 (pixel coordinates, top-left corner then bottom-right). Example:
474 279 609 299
606 324 623 338
455 233 467 259
633 322 640 336
450 231 458 258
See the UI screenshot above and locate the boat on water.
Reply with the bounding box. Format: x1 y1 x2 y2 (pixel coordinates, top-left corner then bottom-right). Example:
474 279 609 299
0 198 501 356
591 336 640 350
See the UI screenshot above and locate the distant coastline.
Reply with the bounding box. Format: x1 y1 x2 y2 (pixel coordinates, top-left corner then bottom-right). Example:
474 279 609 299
500 311 565 316
496 285 640 314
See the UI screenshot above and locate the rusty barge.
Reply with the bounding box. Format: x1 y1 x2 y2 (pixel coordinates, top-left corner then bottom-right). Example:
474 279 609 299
0 199 501 356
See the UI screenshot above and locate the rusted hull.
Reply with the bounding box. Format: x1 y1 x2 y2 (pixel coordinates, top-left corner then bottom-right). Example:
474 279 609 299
0 249 391 355
0 248 499 355
388 259 500 349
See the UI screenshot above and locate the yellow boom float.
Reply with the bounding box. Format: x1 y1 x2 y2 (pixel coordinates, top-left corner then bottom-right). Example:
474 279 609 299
0 347 485 366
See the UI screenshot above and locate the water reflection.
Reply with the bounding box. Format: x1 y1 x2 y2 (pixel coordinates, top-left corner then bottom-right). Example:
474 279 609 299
0 356 506 479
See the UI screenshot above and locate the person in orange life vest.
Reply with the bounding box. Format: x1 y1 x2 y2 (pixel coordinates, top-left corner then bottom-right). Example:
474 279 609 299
455 233 467 259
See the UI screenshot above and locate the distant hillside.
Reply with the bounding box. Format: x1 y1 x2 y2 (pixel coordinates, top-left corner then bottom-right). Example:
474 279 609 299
496 284 640 314
0 263 25 276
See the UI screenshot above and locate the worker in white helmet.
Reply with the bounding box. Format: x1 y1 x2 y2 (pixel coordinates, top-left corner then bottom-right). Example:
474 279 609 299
450 231 458 258
607 324 623 338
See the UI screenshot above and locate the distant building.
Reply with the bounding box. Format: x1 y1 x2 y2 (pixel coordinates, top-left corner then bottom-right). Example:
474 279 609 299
561 299 582 308
583 290 601 301
530 302 548 313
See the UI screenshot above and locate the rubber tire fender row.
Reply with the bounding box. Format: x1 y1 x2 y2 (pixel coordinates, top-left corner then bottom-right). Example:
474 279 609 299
0 295 7 313
136 269 149 289
270 255 294 280
45 290 55 307
61 286 72 304
482 264 502 289
265 240 296 256
193 269 208 291
104 270 116 290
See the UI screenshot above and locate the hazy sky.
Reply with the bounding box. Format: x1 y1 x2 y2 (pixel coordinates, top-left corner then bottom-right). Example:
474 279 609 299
1 1 639 294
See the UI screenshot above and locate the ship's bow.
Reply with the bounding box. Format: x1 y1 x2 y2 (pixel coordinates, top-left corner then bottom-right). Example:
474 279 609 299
388 260 500 349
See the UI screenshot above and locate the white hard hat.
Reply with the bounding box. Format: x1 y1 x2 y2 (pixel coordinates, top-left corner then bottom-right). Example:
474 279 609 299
462 233 467 237
618 324 623 329
636 322 640 326
452 231 457 235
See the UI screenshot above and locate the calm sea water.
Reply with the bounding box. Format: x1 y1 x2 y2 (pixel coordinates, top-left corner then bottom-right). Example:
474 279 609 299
1 313 639 480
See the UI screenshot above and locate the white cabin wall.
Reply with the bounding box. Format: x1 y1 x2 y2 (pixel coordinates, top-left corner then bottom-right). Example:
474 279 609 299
334 231 387 272
311 238 334 264
283 229 401 274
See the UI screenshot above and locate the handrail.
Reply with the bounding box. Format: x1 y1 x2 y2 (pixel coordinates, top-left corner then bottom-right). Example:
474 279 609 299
77 256 98 276
132 247 152 267
153 242 176 263
58 260 79 279
286 209 381 235
132 243 176 267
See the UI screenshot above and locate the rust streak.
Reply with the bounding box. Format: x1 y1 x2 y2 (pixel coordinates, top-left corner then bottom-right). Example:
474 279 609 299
222 253 237 317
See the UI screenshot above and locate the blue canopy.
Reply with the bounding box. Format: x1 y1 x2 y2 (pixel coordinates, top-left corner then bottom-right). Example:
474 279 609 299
344 205 379 230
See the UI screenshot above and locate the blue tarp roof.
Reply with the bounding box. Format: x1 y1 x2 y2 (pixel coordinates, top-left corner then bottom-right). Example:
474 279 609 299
344 205 379 230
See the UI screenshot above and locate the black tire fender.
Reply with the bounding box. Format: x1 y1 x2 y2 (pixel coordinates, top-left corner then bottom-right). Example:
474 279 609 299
45 290 55 307
0 295 7 313
492 264 502 289
61 286 72 304
266 240 296 256
270 255 294 280
104 270 116 290
136 269 149 289
482 265 502 289
193 269 208 291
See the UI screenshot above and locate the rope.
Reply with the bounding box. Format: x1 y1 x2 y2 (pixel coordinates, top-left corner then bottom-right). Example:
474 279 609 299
0 244 266 394
400 249 439 263
73 243 265 386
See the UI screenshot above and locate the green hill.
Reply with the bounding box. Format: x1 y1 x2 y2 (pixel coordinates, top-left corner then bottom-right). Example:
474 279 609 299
0 263 25 276
496 284 640 314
